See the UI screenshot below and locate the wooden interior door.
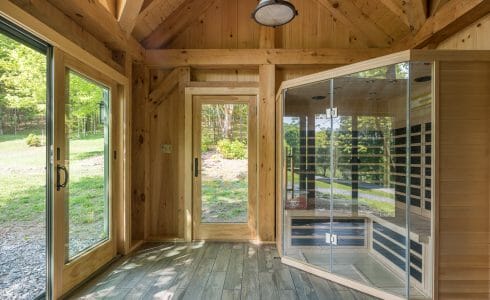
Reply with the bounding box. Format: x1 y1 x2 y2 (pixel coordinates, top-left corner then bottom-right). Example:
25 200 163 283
192 95 257 240
52 49 118 297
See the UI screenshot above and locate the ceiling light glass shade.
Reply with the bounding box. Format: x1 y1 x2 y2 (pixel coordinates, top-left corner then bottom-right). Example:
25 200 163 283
252 0 298 27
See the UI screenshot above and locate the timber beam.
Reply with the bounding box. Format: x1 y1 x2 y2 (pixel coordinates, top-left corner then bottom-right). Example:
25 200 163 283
145 48 392 68
393 0 490 50
47 0 144 61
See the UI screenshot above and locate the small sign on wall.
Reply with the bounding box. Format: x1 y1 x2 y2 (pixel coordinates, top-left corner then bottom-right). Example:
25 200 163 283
161 144 172 154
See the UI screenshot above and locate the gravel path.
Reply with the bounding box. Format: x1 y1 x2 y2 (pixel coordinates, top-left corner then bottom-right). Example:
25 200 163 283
0 220 46 300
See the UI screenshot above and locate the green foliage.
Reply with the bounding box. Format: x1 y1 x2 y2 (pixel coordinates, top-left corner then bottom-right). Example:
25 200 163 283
0 34 47 134
201 134 213 152
0 32 107 137
67 72 107 138
217 139 247 159
25 133 41 147
200 103 248 153
201 179 247 223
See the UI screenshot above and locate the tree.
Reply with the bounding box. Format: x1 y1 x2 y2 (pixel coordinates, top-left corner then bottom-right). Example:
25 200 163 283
0 34 46 135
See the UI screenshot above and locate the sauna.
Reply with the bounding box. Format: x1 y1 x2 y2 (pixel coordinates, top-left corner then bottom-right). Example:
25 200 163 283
276 50 490 299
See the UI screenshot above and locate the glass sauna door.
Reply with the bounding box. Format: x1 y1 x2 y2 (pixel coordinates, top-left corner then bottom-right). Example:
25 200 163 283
282 80 333 271
330 65 410 298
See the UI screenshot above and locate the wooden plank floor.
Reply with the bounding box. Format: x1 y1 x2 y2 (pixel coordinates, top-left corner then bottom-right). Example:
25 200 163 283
69 242 378 300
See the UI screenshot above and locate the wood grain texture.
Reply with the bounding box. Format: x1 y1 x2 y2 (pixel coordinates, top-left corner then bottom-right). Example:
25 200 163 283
258 65 276 242
147 69 189 239
70 242 377 299
141 0 218 49
133 0 186 41
393 0 490 50
131 63 149 245
46 0 144 59
437 13 490 50
144 48 391 68
437 61 490 299
165 0 408 49
116 0 144 35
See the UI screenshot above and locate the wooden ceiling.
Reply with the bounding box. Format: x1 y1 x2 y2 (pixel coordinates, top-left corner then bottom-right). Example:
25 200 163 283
44 0 489 53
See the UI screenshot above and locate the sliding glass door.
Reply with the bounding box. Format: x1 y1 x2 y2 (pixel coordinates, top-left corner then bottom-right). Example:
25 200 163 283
0 18 51 299
52 49 117 297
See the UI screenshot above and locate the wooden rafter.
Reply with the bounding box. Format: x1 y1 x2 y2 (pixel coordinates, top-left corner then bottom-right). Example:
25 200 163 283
403 0 428 33
316 0 395 47
144 48 391 68
393 0 490 50
430 0 450 16
116 0 144 34
141 0 217 49
47 0 144 60
98 0 117 17
132 0 186 41
378 0 410 27
141 0 154 11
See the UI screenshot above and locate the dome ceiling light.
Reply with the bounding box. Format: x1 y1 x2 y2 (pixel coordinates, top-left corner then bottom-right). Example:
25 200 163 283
252 0 298 27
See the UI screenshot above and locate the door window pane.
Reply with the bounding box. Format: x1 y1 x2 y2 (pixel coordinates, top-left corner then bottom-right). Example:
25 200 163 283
200 103 248 223
66 71 109 260
0 30 47 298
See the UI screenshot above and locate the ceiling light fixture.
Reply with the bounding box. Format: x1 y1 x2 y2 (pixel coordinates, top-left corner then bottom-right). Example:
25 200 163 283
252 0 298 27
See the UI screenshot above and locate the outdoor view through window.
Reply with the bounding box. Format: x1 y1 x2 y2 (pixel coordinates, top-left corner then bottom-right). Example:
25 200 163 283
0 31 48 298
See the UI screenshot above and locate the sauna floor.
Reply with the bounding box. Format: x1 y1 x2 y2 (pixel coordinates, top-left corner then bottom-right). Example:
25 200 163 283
287 249 428 299
69 242 378 300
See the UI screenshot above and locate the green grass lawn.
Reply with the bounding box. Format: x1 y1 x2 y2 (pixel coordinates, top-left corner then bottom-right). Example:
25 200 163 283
0 132 108 257
201 179 248 223
0 134 106 225
287 172 395 215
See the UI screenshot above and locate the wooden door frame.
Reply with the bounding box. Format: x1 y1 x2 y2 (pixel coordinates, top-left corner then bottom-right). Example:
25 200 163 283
52 48 125 297
192 95 257 240
184 87 259 242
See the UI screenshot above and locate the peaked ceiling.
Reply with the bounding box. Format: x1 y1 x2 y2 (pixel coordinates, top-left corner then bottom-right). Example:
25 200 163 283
45 0 488 52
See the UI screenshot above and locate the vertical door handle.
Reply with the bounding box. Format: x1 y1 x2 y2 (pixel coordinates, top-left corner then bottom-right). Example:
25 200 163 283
57 164 69 191
194 158 199 177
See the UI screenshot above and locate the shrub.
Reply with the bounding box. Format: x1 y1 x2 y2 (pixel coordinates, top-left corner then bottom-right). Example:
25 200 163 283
217 139 247 159
26 133 41 147
201 135 214 152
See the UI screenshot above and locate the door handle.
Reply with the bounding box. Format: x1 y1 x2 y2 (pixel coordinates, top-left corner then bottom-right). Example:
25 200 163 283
194 158 199 177
57 164 69 191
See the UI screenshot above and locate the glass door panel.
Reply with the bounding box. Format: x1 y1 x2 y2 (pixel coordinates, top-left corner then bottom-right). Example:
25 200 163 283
282 80 333 271
65 71 110 260
0 24 49 299
200 103 248 224
331 64 410 298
